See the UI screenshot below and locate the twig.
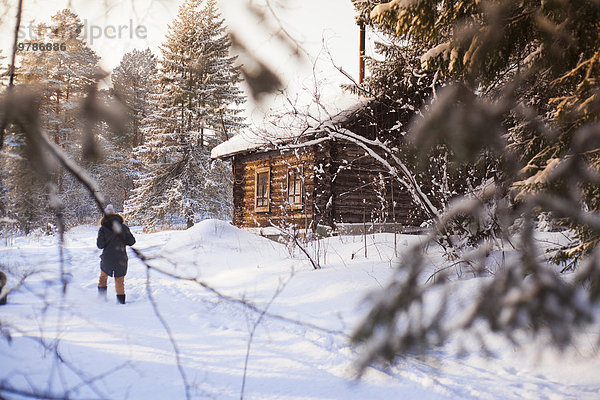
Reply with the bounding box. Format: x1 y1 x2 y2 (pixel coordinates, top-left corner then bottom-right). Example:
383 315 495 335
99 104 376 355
0 328 118 399
7 0 22 88
267 222 320 269
145 266 191 400
0 386 69 400
134 251 345 337
240 275 291 400
0 0 24 150
425 260 468 284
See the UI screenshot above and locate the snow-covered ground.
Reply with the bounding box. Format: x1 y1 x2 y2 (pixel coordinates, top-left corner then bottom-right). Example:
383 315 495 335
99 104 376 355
1 220 599 399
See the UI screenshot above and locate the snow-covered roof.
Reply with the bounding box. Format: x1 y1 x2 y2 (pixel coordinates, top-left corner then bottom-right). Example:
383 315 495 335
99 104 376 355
211 97 370 159
210 129 291 159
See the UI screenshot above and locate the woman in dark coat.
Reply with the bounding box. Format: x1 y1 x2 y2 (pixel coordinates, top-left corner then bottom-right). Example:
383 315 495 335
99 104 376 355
96 204 136 304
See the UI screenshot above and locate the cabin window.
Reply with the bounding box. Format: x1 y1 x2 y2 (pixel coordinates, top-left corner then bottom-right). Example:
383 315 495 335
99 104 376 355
255 167 270 212
287 166 303 209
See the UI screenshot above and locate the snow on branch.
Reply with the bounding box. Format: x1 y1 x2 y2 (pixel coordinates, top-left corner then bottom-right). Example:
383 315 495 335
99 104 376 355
370 0 419 20
274 122 440 220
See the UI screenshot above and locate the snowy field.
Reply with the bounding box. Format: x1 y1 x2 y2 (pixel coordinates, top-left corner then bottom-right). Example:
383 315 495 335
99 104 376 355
1 219 599 399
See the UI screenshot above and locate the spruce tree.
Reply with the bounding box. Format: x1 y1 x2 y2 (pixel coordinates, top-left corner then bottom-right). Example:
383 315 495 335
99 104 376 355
362 0 600 260
349 0 600 369
111 48 158 149
89 49 159 211
125 0 244 228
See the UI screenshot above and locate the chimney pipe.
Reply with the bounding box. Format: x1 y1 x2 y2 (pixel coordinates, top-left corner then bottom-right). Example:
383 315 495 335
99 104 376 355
359 22 366 84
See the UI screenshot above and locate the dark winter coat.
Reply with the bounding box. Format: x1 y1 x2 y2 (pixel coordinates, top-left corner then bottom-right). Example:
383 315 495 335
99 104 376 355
96 214 136 278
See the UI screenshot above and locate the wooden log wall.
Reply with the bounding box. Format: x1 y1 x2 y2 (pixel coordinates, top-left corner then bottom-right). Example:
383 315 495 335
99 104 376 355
231 148 318 229
311 143 334 229
327 99 427 227
231 142 426 230
329 141 426 226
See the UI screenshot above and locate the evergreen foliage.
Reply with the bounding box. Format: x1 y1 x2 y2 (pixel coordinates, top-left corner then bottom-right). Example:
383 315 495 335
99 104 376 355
358 0 600 260
125 0 245 228
111 48 157 149
90 49 160 211
349 0 600 369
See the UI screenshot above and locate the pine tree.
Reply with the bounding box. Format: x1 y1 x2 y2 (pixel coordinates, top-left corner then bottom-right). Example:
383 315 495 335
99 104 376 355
6 9 101 229
125 0 244 228
363 0 600 260
158 0 245 145
19 10 99 148
1 132 52 233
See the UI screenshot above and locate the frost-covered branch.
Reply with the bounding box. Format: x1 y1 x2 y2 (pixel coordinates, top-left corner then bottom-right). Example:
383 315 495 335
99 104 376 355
324 125 440 219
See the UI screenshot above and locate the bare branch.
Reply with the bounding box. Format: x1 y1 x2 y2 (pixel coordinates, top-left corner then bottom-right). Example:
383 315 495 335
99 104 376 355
145 267 192 400
240 274 292 400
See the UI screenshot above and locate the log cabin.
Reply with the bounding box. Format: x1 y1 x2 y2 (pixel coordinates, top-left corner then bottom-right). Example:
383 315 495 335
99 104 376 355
211 99 427 236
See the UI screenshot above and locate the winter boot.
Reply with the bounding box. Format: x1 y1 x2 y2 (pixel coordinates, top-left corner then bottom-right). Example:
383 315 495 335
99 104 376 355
98 286 108 301
116 294 126 304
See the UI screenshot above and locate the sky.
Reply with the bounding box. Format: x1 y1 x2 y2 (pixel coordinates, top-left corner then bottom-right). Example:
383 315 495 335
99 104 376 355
0 0 365 118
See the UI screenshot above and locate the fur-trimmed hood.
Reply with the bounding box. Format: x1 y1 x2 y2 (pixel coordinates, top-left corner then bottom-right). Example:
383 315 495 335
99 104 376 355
100 213 124 226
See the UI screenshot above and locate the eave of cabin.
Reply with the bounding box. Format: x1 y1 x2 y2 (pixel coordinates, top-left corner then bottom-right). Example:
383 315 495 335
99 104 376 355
211 97 371 160
210 130 316 159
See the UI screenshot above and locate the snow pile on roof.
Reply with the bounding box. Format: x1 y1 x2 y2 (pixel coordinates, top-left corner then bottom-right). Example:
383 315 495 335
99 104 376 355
210 129 284 159
211 95 369 159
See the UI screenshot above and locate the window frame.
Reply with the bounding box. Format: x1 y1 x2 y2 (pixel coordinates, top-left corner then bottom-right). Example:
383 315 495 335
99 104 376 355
254 166 271 213
287 165 304 210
